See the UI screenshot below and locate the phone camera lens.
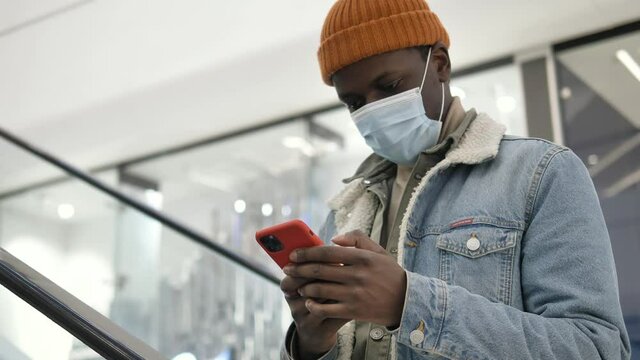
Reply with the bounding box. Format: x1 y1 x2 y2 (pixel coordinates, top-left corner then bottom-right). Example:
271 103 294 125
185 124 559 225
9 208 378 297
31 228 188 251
259 235 284 252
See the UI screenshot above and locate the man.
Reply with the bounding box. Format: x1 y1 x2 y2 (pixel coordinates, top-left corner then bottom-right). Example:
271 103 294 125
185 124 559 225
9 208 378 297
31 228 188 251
280 0 631 359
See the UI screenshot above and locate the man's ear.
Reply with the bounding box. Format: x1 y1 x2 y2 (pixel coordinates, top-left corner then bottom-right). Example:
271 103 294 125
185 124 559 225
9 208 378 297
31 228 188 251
432 41 451 83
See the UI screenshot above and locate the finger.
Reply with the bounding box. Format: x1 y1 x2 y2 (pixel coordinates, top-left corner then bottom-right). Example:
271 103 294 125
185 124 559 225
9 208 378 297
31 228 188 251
305 299 352 320
280 276 315 296
290 245 368 265
286 297 310 320
299 282 349 301
284 263 352 283
332 230 386 254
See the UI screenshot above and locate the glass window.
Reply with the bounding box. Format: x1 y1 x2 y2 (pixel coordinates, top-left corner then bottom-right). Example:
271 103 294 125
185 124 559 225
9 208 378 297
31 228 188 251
308 107 370 229
451 64 528 136
126 120 312 276
555 30 640 354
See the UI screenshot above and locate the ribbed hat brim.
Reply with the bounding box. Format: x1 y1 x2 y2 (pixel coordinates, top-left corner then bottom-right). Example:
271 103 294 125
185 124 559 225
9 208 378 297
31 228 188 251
318 8 450 86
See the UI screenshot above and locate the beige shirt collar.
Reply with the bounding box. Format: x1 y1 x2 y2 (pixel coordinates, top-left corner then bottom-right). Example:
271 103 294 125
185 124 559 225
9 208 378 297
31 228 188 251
438 96 467 143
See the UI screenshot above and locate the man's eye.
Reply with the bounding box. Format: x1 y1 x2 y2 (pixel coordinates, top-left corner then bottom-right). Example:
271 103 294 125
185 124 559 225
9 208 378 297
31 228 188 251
381 79 402 92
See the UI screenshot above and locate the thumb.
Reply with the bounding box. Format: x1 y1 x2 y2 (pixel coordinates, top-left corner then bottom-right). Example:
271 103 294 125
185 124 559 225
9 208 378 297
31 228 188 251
332 230 386 254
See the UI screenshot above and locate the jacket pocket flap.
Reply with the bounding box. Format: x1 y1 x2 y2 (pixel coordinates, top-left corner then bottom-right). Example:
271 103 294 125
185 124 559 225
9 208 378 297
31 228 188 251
436 225 518 259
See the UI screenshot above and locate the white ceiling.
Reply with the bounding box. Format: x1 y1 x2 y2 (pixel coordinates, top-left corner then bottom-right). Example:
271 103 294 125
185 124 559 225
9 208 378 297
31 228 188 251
0 0 639 193
0 0 81 33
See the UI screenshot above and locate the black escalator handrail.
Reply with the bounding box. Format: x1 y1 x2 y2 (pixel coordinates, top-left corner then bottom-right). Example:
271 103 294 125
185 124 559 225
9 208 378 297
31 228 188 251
0 127 280 285
0 247 166 360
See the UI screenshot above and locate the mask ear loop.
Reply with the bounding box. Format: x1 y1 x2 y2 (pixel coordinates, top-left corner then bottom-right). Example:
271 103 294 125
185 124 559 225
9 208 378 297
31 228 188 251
420 47 445 123
419 47 432 92
438 83 445 123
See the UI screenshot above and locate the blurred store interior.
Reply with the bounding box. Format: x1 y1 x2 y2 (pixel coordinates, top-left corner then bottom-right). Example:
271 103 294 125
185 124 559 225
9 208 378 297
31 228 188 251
0 1 639 359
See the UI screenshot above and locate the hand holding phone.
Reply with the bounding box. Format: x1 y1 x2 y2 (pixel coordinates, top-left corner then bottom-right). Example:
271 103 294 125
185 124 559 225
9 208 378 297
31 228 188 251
255 219 324 269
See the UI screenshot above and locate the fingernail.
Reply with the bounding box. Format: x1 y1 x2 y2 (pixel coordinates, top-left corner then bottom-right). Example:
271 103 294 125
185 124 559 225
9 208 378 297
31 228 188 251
305 299 313 309
297 288 304 296
283 265 292 273
289 251 298 262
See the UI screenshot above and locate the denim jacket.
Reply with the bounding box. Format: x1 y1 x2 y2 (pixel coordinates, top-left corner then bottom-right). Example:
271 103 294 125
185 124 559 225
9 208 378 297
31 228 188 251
283 112 630 359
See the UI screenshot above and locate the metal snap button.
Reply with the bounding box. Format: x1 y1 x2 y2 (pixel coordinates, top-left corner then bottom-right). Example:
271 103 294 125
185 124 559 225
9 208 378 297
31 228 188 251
369 327 385 341
390 248 398 254
409 329 425 345
466 235 480 251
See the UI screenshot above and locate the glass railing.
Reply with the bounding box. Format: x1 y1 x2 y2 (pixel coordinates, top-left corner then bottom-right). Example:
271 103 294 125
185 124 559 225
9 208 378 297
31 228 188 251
0 246 164 360
0 128 290 359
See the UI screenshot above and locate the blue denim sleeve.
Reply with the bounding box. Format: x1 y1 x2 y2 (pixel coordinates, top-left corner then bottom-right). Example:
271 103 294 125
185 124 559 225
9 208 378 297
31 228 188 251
396 149 631 359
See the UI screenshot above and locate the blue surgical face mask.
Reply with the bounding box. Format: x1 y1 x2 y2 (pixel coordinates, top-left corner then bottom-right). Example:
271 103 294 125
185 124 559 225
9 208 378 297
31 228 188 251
351 48 445 166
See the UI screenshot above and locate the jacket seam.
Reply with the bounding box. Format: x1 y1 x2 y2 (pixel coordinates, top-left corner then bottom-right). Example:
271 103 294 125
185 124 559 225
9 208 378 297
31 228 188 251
432 279 448 352
500 136 567 147
504 243 516 305
524 147 568 230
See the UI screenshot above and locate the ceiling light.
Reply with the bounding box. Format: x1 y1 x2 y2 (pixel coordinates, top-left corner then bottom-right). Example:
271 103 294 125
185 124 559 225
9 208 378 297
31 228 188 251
172 353 197 360
281 205 292 217
57 204 75 220
616 49 640 83
282 136 317 157
450 86 467 100
261 203 273 217
145 189 163 209
496 96 517 113
282 136 307 149
323 142 339 152
234 199 246 214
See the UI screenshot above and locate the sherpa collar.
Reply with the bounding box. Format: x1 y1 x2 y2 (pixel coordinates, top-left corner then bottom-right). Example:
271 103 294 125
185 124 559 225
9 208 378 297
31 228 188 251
329 112 506 213
341 108 478 185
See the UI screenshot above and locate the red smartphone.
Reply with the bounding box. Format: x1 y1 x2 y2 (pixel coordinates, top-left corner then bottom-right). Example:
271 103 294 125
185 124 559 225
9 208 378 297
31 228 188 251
255 219 324 268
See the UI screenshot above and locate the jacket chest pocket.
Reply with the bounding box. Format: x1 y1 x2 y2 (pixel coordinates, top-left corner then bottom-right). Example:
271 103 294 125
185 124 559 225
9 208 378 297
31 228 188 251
436 224 520 305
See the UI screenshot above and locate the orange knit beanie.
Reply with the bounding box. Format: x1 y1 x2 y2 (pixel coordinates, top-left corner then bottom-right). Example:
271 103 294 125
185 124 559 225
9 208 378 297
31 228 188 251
318 0 450 85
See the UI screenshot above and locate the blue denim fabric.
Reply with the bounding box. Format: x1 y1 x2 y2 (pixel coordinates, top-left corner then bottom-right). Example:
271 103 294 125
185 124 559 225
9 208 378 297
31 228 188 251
317 136 630 359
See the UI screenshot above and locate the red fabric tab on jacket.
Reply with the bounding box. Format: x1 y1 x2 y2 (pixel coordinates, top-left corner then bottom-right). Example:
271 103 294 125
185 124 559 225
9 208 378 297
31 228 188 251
450 218 474 229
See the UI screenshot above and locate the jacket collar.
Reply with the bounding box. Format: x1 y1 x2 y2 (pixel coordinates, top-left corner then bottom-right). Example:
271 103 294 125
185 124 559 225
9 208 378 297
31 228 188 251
328 112 506 213
341 153 395 185
342 107 484 185
444 111 506 165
